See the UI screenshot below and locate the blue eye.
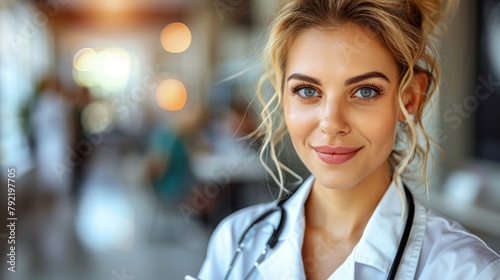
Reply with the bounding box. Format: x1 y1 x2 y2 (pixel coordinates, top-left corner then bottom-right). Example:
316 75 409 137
354 87 379 98
297 87 319 98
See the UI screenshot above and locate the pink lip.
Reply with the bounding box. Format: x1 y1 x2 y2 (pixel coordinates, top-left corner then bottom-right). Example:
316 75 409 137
313 145 363 165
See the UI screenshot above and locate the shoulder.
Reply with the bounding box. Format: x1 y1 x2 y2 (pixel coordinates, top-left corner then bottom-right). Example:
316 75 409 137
422 207 499 260
417 204 500 279
197 202 274 278
211 202 274 243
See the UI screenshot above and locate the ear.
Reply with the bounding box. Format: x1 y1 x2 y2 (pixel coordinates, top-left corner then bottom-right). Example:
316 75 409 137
398 72 428 122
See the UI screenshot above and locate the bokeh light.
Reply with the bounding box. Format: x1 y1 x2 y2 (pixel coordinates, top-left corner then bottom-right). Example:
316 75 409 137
101 47 132 79
81 101 114 134
73 48 97 71
73 47 131 93
160 22 192 53
75 185 135 253
156 79 187 111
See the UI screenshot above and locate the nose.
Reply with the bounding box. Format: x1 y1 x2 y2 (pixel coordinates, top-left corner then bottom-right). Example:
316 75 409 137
319 99 350 137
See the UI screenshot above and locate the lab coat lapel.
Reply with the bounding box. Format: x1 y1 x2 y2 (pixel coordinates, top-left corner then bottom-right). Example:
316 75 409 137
256 232 306 280
352 178 426 279
256 176 315 280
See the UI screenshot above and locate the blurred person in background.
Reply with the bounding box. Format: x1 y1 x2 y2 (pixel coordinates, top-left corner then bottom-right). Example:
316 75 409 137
144 116 197 207
26 75 81 272
143 111 201 244
195 0 500 279
69 85 93 200
29 75 72 196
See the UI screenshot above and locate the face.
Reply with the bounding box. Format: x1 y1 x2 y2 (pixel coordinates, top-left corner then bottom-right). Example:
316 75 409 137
283 24 401 190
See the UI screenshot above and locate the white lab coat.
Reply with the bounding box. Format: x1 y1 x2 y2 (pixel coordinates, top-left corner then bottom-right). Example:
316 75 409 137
196 176 500 279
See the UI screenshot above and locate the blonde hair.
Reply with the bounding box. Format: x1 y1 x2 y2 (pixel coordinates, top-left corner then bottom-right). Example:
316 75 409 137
251 0 457 196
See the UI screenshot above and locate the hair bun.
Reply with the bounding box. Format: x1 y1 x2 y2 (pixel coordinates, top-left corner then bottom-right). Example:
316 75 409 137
411 0 459 37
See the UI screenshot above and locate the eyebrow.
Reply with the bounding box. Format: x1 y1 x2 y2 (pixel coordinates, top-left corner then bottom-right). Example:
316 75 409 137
286 71 390 86
344 71 390 85
287 73 322 86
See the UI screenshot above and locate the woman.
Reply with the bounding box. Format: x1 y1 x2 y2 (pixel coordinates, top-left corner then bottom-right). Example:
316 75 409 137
196 0 500 279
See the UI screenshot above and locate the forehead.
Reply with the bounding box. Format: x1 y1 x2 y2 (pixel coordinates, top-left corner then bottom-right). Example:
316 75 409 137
286 25 398 81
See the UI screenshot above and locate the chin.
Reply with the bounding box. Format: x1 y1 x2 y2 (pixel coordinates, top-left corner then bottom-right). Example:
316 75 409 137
313 172 363 190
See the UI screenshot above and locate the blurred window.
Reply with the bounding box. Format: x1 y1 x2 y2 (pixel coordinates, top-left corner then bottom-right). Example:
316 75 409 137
0 1 53 176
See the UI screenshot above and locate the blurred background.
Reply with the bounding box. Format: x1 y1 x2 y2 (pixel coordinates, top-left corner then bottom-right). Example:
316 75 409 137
0 0 499 279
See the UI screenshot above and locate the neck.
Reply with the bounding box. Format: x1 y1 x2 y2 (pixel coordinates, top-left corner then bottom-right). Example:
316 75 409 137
304 164 392 242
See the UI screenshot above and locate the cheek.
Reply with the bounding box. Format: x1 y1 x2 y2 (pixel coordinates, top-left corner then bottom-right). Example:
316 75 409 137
372 122 397 147
284 99 316 143
361 107 398 151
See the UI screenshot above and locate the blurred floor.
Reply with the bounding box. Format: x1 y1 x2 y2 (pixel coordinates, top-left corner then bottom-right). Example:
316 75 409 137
1 143 210 280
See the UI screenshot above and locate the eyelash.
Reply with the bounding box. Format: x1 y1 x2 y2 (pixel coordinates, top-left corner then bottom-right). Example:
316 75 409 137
290 82 386 101
291 83 320 100
356 83 385 100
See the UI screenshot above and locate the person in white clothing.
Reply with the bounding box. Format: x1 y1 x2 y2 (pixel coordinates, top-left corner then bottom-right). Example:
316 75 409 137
195 0 500 279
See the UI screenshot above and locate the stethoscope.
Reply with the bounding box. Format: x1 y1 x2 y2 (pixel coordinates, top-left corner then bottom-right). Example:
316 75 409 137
223 184 415 280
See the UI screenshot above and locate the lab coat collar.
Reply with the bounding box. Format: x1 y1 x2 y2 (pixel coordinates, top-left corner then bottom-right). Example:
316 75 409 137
352 177 425 278
279 175 315 241
256 176 426 280
256 176 314 279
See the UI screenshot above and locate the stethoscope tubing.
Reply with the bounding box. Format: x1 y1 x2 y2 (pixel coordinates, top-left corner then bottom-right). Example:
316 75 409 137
224 183 415 280
387 185 415 280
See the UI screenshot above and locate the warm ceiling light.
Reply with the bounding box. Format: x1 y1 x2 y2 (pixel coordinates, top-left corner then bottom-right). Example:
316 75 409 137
160 22 192 53
156 79 187 111
74 48 97 72
73 47 131 93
